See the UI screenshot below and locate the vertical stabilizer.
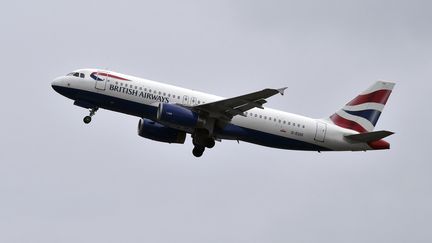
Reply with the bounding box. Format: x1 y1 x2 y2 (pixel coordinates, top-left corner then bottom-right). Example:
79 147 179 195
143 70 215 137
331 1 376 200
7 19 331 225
329 81 395 133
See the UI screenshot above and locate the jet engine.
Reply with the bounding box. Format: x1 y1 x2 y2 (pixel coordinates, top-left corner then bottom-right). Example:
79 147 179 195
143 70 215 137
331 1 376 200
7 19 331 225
157 103 205 128
137 118 186 144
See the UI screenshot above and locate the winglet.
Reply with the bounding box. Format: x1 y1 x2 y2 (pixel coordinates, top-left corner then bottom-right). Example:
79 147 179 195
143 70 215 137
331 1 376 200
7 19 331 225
277 87 288 96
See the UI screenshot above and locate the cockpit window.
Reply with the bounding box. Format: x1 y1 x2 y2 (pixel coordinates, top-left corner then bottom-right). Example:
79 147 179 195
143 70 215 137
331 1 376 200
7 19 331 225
67 72 85 78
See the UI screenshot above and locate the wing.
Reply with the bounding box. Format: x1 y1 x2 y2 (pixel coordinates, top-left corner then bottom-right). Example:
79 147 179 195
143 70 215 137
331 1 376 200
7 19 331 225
192 87 287 120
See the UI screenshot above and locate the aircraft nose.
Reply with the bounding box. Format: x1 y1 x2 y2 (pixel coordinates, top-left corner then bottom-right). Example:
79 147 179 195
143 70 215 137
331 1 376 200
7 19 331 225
51 77 62 87
51 76 66 94
51 76 77 99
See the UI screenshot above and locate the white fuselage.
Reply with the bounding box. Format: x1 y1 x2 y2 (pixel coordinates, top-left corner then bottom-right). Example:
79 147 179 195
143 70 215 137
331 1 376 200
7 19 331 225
52 68 374 152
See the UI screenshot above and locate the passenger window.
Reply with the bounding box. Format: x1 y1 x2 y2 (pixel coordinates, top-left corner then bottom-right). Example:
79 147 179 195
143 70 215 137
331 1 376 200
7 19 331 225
283 121 286 124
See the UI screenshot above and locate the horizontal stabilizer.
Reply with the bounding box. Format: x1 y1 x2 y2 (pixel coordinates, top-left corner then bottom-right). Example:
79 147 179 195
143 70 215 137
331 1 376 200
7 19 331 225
344 130 394 143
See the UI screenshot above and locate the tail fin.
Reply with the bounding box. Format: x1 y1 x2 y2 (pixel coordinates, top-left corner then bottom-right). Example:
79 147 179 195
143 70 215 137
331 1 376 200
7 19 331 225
329 81 395 133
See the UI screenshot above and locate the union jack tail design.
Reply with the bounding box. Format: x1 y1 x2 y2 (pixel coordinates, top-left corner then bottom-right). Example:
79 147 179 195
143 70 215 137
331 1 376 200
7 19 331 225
329 81 395 133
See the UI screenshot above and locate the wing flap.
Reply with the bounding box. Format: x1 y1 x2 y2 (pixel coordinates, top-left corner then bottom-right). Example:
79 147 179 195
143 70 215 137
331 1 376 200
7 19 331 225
193 87 286 120
234 99 266 112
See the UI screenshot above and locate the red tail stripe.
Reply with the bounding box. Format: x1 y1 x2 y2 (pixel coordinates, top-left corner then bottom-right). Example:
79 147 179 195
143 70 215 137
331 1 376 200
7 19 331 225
368 140 390 150
347 89 392 106
330 114 368 133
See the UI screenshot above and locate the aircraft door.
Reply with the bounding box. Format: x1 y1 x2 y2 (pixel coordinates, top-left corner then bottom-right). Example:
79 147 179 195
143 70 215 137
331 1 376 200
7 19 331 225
314 121 327 142
182 95 189 105
95 72 108 90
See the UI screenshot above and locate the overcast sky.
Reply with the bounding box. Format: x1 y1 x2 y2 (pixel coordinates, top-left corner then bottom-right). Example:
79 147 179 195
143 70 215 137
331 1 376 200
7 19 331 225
1 0 431 242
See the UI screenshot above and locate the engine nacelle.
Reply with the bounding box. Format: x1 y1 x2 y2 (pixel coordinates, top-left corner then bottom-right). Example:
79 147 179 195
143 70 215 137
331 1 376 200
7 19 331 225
157 103 204 128
137 118 186 144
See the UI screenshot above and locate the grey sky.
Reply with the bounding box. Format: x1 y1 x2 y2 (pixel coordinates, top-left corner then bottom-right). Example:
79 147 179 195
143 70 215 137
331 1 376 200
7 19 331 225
1 0 431 242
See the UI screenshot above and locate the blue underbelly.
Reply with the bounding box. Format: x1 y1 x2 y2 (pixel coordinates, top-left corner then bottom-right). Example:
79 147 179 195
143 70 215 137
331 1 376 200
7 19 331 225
215 123 329 151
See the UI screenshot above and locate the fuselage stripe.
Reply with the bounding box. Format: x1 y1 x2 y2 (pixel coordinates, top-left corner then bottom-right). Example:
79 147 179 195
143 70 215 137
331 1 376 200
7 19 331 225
92 72 130 81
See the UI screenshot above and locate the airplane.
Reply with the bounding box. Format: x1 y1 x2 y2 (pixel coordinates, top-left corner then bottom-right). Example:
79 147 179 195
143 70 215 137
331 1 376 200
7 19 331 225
51 69 395 157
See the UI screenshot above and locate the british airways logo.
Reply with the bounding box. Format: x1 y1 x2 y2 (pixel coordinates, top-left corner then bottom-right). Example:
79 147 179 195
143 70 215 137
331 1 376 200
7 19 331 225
109 84 169 103
90 72 104 81
90 72 131 82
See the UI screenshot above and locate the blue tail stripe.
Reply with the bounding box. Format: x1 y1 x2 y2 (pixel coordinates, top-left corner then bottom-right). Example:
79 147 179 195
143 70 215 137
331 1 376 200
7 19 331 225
343 109 382 126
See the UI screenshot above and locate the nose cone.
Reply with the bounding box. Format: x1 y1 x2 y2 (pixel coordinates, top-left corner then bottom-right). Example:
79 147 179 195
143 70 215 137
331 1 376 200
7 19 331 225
51 76 77 99
51 77 63 93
